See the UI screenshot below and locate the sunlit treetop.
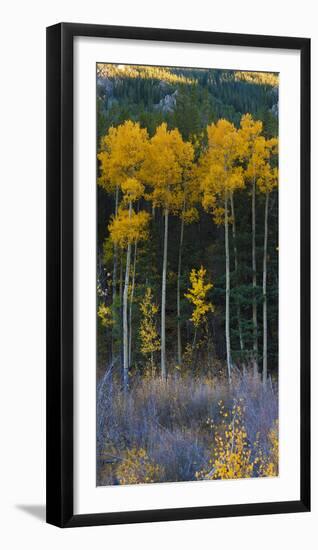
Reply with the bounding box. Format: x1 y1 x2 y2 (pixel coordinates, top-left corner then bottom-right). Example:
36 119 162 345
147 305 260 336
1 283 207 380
235 71 279 87
257 138 279 194
97 63 197 86
244 135 268 180
141 123 194 213
240 113 263 144
243 128 278 184
98 121 149 192
200 119 245 212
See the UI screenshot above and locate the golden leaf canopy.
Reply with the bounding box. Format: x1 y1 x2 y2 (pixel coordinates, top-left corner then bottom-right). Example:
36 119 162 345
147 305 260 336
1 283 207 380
141 123 194 212
98 120 149 191
108 207 150 248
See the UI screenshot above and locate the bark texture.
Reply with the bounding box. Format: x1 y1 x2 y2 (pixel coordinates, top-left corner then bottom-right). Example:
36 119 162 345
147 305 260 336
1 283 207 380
177 213 185 365
262 191 269 385
123 202 132 391
252 178 259 377
161 208 169 380
224 193 232 383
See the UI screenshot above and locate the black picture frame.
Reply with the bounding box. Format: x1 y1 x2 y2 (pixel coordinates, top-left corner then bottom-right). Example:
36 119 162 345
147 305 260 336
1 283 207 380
46 22 311 528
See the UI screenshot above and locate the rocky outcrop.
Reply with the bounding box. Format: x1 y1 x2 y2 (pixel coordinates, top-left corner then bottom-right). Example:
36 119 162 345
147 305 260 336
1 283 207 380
155 90 178 113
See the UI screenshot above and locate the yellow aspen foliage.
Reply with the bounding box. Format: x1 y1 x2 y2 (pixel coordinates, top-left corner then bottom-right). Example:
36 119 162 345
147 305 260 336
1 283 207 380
200 119 245 213
141 123 194 213
97 304 113 327
239 113 263 146
256 138 279 195
180 163 201 223
98 120 149 191
264 420 279 476
116 448 164 485
211 206 225 226
245 136 268 181
139 288 161 358
185 266 214 328
239 114 270 183
108 207 150 249
255 420 279 477
196 401 279 481
199 119 246 383
182 206 199 224
97 63 196 86
234 71 279 87
257 164 278 195
196 401 253 480
121 177 145 203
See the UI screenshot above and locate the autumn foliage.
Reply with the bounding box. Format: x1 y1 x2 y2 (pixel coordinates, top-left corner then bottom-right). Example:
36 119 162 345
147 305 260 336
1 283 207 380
96 65 279 486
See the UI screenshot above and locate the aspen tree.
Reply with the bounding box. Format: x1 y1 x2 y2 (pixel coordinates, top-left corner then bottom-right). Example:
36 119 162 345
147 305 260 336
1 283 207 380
98 149 120 362
142 123 194 380
239 114 264 377
257 138 278 384
176 169 199 366
139 287 161 374
99 121 149 387
128 240 137 368
184 266 214 350
109 201 150 390
200 120 245 382
230 192 245 360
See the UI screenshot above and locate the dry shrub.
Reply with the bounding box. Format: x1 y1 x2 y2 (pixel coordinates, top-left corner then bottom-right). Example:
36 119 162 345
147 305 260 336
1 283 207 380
97 367 278 485
196 399 279 481
116 448 164 485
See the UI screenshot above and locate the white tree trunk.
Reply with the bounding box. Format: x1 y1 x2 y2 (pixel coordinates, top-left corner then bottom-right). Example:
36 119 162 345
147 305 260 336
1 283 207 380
252 177 259 377
224 193 232 383
119 251 123 370
128 241 137 368
123 202 132 391
111 185 119 361
177 211 185 366
161 208 169 380
262 191 269 385
230 193 244 355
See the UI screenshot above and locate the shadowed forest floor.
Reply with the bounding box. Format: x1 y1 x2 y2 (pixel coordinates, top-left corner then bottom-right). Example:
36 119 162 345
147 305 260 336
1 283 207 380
97 369 278 486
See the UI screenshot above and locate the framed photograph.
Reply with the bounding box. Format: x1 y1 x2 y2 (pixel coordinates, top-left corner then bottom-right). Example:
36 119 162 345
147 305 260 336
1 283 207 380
46 23 310 528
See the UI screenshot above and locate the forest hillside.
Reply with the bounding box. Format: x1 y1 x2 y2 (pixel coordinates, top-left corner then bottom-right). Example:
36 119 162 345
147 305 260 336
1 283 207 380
96 64 279 486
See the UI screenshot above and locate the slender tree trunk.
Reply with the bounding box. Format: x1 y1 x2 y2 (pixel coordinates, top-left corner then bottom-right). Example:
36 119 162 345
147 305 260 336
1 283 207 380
112 186 119 301
262 191 269 385
224 192 232 383
123 203 132 391
192 325 198 368
177 209 185 366
161 208 169 380
128 241 137 368
111 186 119 361
119 251 123 373
252 177 259 377
230 193 245 356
